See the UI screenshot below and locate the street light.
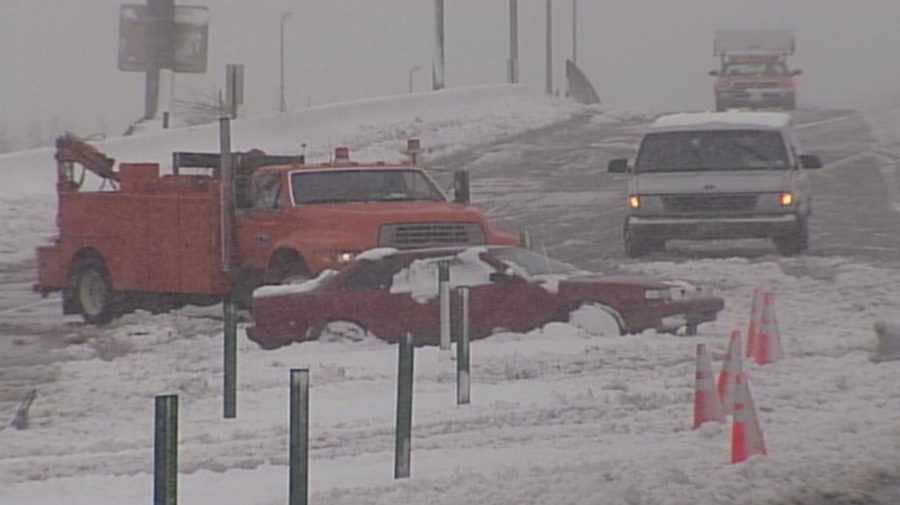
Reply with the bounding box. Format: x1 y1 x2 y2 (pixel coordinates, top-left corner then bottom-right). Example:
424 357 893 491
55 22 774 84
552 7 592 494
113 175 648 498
408 64 422 93
279 12 292 113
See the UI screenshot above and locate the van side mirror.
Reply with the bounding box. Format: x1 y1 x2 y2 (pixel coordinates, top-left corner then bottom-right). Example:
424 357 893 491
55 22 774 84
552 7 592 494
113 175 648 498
709 70 719 77
799 154 822 169
608 158 629 173
453 170 470 204
791 69 803 76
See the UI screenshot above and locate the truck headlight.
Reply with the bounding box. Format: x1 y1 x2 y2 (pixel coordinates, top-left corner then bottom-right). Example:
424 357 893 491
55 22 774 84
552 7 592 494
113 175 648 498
317 250 358 264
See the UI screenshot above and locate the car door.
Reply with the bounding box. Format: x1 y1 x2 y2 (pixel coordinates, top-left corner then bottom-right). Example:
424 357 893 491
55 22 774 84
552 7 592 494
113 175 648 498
329 257 413 343
465 273 558 338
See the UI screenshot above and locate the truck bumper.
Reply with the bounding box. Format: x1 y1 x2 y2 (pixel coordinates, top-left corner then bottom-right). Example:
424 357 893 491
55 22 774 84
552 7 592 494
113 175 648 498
627 214 799 241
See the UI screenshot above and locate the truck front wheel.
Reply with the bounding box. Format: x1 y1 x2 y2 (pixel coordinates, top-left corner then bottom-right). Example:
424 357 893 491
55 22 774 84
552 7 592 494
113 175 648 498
265 251 311 285
71 259 118 324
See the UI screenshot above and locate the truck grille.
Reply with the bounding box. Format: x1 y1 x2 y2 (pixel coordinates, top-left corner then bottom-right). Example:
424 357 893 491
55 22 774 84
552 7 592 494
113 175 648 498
379 222 486 249
662 195 758 213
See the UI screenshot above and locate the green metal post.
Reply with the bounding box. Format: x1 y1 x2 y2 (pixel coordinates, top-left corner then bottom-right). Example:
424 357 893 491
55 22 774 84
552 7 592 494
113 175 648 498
223 295 237 419
456 287 471 405
154 394 178 505
394 332 415 478
438 260 451 350
289 369 309 505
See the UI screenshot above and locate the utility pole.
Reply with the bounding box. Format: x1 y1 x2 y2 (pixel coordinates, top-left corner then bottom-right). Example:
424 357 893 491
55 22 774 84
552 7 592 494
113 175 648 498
545 0 553 94
280 12 292 113
508 0 519 83
572 0 577 65
433 0 445 90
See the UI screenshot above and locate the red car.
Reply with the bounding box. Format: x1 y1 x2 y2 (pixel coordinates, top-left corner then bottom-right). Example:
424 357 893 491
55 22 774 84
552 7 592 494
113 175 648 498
246 246 725 349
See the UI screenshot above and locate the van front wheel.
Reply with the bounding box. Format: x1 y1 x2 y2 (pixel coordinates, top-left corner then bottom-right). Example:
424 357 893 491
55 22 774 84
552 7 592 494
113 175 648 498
774 217 808 255
624 229 664 258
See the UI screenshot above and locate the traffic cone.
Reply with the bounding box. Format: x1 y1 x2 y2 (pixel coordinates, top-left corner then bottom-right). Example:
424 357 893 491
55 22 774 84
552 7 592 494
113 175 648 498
754 292 785 365
746 288 763 358
693 343 725 429
717 330 743 415
731 372 767 463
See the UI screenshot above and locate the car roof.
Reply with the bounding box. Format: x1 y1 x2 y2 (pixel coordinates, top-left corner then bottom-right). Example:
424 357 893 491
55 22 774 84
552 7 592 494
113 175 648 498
649 111 792 132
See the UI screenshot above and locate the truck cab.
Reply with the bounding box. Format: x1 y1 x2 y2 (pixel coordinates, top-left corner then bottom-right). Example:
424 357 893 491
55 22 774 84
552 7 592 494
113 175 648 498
607 112 823 257
234 150 519 288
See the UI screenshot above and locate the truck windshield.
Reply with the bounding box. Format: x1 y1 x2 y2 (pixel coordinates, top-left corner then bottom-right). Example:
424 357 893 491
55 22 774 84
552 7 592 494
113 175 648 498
291 169 446 205
635 130 789 173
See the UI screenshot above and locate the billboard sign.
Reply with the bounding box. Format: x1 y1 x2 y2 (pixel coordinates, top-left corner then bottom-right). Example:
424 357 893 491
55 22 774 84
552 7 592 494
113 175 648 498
118 4 209 73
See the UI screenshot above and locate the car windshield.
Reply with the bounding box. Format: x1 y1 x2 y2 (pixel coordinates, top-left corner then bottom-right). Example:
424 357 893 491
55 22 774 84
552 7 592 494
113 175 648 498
635 130 789 173
291 169 446 204
490 247 580 276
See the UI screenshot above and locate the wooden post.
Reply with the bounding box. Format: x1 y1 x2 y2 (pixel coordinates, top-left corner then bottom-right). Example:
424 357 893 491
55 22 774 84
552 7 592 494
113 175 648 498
154 395 178 505
289 369 310 505
394 332 415 478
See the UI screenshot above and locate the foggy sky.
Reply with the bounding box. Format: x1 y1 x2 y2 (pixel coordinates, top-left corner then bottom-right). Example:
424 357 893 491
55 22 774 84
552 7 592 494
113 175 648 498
2 0 899 150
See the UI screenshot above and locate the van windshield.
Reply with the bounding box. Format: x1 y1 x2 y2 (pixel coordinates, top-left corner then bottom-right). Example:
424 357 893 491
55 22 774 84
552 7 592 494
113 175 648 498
635 130 789 173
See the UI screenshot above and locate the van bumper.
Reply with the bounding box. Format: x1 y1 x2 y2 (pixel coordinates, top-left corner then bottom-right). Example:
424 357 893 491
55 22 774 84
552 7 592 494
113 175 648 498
627 214 798 240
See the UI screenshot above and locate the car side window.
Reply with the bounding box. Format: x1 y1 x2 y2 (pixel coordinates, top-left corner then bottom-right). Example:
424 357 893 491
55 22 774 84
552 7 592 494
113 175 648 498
343 259 403 291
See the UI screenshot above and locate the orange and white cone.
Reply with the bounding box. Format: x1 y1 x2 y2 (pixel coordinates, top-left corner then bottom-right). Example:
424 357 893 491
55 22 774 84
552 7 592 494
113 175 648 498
693 343 725 429
746 288 763 358
754 292 785 365
731 372 767 463
717 330 743 415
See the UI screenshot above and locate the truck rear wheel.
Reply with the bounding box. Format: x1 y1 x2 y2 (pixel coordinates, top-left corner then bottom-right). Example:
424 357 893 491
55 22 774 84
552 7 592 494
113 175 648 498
71 259 118 324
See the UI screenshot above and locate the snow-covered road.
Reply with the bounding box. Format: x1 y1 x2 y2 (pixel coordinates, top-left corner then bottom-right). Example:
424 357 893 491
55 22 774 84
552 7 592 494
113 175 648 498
1 87 899 505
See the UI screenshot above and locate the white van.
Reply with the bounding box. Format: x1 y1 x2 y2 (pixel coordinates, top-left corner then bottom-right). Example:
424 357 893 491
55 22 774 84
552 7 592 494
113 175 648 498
608 112 822 257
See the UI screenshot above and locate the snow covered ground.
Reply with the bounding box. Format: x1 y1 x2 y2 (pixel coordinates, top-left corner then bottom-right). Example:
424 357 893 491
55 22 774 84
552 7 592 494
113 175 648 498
1 86 899 505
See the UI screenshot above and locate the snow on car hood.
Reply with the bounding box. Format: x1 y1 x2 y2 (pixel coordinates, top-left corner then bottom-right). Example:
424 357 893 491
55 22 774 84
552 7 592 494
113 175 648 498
252 269 338 298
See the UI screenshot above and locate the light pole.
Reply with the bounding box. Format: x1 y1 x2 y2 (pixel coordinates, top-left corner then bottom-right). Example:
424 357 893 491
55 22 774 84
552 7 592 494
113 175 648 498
408 65 422 93
279 12 292 113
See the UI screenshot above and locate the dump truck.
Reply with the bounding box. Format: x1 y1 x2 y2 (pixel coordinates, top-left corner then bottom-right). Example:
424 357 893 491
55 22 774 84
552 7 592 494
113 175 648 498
34 133 519 323
709 30 801 111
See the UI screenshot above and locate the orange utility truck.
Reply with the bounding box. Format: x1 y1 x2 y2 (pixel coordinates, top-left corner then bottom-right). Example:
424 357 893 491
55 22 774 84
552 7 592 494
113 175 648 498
35 134 519 323
710 30 801 111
